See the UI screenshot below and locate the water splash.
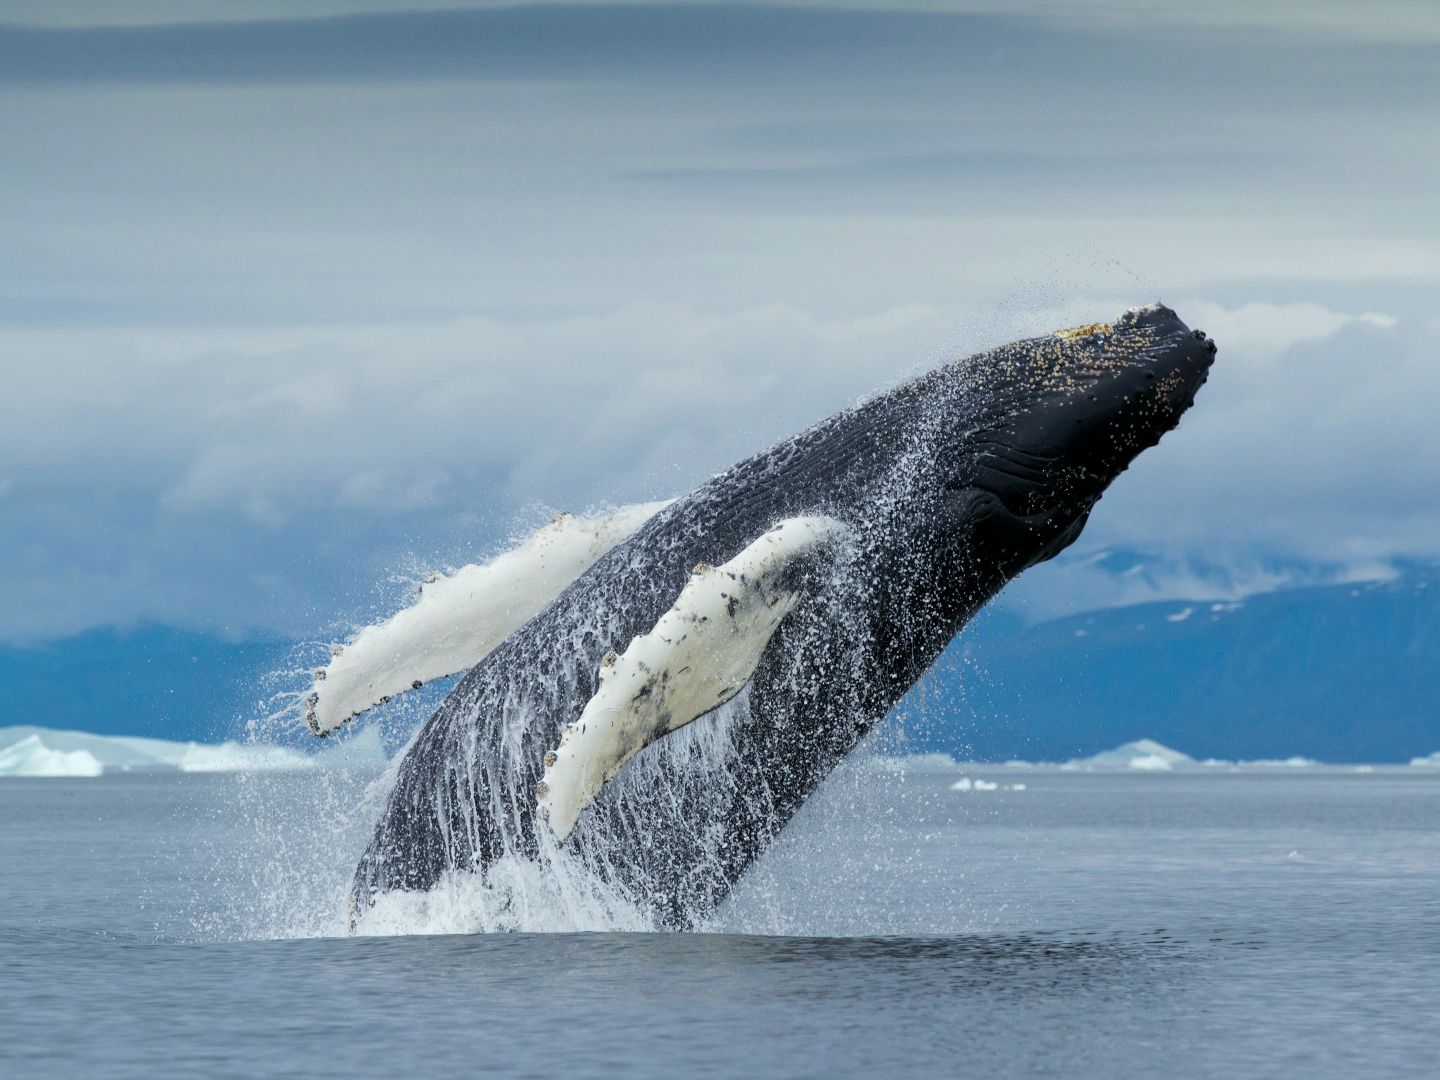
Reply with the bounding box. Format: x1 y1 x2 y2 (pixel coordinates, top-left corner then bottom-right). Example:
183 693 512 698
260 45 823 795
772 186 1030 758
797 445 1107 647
215 376 957 936
199 313 1188 939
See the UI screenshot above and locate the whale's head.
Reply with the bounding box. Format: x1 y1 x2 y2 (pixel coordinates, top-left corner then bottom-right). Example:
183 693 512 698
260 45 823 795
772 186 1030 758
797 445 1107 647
927 303 1214 579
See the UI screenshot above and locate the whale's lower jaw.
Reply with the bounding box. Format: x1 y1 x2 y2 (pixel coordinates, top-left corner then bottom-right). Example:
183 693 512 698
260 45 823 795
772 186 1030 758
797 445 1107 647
347 305 1215 929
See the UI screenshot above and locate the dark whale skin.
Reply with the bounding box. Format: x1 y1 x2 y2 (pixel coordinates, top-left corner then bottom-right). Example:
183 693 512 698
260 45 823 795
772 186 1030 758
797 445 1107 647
351 304 1215 928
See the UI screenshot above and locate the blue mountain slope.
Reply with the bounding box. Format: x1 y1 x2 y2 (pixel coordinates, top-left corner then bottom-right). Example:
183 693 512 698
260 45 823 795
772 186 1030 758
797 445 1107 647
0 626 291 742
906 565 1440 764
2 567 1436 762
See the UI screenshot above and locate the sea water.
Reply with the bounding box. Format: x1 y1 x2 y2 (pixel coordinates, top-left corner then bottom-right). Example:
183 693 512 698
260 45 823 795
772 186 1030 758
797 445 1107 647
2 764 1437 1078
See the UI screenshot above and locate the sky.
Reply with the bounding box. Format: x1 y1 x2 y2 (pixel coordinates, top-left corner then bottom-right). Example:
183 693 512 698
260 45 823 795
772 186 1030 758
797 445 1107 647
0 0 1437 645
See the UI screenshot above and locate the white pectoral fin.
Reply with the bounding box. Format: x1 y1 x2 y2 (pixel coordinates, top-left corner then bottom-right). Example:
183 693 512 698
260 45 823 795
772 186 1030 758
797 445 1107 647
537 515 843 839
304 500 673 735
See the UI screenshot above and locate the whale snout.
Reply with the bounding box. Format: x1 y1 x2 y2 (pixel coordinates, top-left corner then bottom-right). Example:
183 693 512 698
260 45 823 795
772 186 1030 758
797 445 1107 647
1176 325 1218 403
1056 304 1216 470
959 304 1217 540
1136 308 1216 415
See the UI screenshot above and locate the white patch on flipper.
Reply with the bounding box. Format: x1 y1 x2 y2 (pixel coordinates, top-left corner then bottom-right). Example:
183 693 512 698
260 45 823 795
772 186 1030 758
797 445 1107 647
305 500 673 736
537 515 842 840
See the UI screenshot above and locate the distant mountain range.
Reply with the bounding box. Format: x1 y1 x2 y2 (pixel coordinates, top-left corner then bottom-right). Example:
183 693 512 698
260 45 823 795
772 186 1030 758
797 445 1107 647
2 565 1436 763
906 563 1440 764
0 625 290 743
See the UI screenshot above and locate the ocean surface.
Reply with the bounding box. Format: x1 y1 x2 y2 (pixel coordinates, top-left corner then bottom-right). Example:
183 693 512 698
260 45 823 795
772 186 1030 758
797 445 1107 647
2 762 1437 1078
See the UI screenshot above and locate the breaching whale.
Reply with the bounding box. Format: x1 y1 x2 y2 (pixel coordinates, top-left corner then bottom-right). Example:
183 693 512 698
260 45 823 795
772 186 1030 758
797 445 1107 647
316 304 1215 929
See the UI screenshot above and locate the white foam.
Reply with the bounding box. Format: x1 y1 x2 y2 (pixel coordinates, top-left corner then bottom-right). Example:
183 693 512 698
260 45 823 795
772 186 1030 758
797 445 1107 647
866 753 958 772
175 741 317 773
0 734 104 778
351 856 653 937
306 501 672 735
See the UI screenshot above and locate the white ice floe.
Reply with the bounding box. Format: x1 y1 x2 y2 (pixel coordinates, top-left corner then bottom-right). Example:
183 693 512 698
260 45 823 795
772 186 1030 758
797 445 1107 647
1234 755 1320 769
0 725 387 777
538 515 842 839
0 734 104 778
1411 752 1440 768
1062 739 1196 771
305 500 672 736
950 776 1024 792
1062 739 1342 771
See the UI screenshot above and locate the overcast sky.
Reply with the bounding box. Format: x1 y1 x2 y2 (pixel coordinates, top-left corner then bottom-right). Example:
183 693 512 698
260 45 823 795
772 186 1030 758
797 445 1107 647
1 1 1437 644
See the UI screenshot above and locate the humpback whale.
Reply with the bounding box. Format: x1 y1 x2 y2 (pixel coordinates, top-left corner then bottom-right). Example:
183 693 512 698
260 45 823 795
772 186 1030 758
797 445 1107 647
319 304 1215 929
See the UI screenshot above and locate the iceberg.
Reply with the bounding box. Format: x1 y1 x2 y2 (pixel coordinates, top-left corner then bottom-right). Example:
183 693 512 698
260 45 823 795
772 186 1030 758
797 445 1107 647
1411 752 1440 768
1062 739 1196 771
1234 755 1320 768
0 734 104 778
0 726 191 770
1061 740 1337 772
949 776 1005 792
0 725 388 777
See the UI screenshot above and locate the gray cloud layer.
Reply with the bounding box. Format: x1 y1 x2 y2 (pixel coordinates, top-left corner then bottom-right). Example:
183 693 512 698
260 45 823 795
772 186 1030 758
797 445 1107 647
0 1 1436 642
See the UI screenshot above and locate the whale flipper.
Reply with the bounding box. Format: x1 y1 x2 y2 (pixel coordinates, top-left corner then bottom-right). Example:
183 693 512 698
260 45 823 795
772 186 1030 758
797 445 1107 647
536 515 843 839
305 500 673 735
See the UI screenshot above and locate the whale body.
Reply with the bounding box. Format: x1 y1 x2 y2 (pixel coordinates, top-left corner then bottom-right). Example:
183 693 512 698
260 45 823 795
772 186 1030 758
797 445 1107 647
340 305 1215 928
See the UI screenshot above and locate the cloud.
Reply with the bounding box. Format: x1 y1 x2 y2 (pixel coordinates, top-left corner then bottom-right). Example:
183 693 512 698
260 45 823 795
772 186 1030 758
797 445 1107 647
1 3 1436 643
0 8 1052 87
3 295 1437 643
5 1 1438 45
1175 301 1397 356
1002 547 1403 624
0 302 956 641
1015 300 1440 584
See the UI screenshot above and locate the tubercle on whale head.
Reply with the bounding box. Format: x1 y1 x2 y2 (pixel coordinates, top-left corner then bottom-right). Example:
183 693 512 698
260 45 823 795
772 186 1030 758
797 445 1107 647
935 304 1215 569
